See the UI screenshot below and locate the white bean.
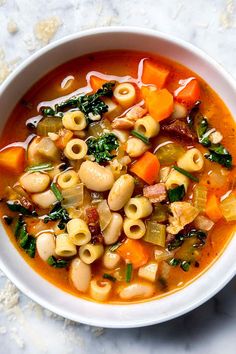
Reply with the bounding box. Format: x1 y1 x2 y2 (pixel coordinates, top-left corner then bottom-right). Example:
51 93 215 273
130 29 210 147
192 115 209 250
103 250 121 269
103 213 123 245
119 283 155 300
36 232 56 262
31 189 57 209
79 161 114 192
20 172 50 193
108 174 135 211
69 258 91 292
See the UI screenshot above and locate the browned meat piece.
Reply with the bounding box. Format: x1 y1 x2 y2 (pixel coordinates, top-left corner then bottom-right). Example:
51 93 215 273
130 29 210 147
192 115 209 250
143 183 167 203
86 207 99 224
161 119 196 142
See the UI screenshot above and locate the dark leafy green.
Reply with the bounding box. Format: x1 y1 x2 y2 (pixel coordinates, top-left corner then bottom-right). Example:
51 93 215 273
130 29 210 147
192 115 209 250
167 184 185 203
180 261 190 272
14 216 24 238
173 166 199 182
168 258 181 266
103 273 117 282
205 144 232 169
47 256 68 268
167 229 207 251
6 200 33 216
187 102 232 169
17 223 36 258
43 202 70 229
87 133 119 163
41 82 115 120
168 258 191 272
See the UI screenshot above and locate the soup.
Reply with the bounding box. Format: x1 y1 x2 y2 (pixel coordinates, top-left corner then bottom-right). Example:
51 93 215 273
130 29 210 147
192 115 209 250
0 50 236 303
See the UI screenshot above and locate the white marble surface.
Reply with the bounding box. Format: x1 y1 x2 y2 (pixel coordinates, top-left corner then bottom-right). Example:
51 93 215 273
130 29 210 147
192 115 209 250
0 0 236 353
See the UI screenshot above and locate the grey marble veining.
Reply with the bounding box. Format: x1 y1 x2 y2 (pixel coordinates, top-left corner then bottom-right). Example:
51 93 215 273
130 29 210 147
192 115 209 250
0 0 236 353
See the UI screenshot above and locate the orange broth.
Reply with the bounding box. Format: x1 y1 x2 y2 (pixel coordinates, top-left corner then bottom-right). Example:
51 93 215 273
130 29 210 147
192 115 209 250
0 50 236 303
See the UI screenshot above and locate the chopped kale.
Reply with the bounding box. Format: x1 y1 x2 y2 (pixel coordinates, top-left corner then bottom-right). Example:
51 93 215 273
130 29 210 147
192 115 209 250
47 256 68 268
205 144 232 169
168 229 207 251
41 82 115 120
43 202 70 229
103 273 117 282
6 200 34 216
180 261 190 272
167 184 185 203
168 258 181 266
187 102 232 169
17 223 36 258
14 216 24 238
87 133 119 163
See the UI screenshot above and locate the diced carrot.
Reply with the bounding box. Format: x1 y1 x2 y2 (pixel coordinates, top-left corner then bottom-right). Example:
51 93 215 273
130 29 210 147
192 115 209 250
90 76 107 92
56 129 73 149
205 194 223 223
142 60 170 89
145 88 174 122
130 151 160 185
117 239 149 269
0 146 25 174
175 79 200 107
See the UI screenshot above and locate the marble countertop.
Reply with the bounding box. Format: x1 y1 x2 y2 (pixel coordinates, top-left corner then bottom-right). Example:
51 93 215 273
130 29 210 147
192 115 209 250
1 0 236 353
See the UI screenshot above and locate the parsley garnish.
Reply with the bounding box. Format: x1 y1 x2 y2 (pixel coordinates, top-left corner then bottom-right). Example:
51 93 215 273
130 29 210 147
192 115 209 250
167 184 185 202
43 202 70 229
87 133 119 163
47 256 68 268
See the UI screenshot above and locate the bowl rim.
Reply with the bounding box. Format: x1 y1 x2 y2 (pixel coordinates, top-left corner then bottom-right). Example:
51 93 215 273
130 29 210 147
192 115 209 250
0 26 236 328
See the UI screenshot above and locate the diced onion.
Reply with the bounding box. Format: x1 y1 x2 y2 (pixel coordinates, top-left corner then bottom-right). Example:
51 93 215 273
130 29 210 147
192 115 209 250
61 184 84 209
97 200 112 231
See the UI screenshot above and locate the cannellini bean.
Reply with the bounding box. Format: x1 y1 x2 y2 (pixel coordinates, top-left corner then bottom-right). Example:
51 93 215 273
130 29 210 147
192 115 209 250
119 283 155 300
79 161 114 192
108 174 135 211
36 232 56 261
31 189 57 209
103 250 121 269
20 172 50 193
69 258 91 292
111 118 134 130
112 129 129 143
103 213 123 245
126 137 149 158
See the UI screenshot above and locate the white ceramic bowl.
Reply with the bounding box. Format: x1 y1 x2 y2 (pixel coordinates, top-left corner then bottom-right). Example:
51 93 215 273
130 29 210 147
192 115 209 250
0 27 236 328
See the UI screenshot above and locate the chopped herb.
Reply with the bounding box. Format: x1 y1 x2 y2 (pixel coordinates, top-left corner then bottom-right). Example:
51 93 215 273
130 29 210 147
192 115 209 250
173 166 199 182
168 258 180 267
47 256 68 268
131 130 149 144
14 216 24 238
181 261 190 272
187 103 232 169
125 263 133 283
41 82 115 120
2 215 13 225
167 229 207 251
205 144 232 169
43 202 70 229
109 242 122 252
103 273 117 282
87 133 119 163
6 200 33 215
50 183 63 202
167 184 185 203
26 162 53 172
18 223 36 258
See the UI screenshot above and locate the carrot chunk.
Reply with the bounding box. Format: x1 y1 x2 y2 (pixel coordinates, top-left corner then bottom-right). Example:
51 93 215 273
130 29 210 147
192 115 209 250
144 88 174 122
117 239 149 269
205 194 223 223
0 146 25 174
90 76 107 92
130 151 160 185
142 60 170 89
175 79 200 107
56 129 73 149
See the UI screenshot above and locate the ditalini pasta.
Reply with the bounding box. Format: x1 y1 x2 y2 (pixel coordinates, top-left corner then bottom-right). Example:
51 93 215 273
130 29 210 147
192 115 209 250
1 51 236 304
